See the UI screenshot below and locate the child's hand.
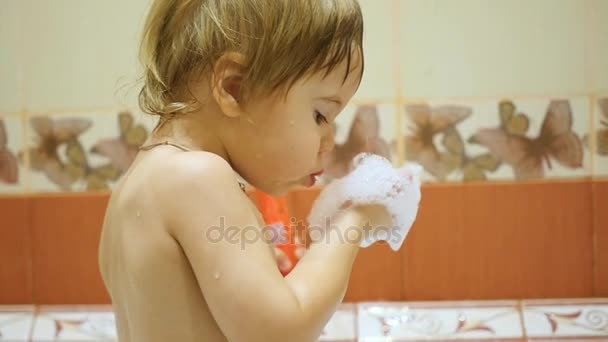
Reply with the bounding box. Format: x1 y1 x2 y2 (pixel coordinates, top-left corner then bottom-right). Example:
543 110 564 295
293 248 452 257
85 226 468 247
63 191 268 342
308 153 422 251
351 204 393 234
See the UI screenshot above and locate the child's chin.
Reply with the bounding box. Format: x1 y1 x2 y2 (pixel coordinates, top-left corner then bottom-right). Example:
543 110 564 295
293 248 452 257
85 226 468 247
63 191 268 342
264 185 291 198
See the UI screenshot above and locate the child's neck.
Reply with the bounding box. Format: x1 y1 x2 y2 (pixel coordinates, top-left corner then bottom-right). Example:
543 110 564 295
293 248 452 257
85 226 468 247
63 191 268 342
139 111 248 192
144 109 229 161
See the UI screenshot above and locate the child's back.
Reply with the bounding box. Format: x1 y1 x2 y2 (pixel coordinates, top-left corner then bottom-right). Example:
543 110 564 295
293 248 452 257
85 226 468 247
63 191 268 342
99 147 254 341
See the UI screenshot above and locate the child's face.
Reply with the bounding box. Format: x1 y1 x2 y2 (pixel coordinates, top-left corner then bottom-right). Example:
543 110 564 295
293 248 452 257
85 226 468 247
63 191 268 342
228 54 362 196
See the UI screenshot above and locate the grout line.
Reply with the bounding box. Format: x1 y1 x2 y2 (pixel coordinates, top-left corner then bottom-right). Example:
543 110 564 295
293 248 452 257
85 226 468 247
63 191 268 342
517 300 529 341
24 194 34 310
591 153 598 296
21 106 133 117
353 302 359 340
27 195 36 306
16 0 26 116
22 112 31 194
0 112 22 118
584 0 596 100
590 95 598 178
27 305 40 342
391 0 403 99
392 0 406 168
399 93 594 103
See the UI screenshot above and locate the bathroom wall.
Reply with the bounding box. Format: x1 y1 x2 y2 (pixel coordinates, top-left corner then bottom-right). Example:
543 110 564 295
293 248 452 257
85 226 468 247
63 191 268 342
1 0 607 303
1 0 606 191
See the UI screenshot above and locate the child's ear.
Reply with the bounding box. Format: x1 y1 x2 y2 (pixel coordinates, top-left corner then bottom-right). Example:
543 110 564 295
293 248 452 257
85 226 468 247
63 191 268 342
211 52 246 118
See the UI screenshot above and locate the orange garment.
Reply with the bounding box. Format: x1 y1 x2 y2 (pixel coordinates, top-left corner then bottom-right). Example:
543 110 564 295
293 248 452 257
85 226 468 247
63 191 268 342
255 190 300 276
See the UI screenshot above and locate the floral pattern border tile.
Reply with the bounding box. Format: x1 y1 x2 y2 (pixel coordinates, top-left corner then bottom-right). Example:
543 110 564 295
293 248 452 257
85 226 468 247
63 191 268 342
31 306 116 341
0 115 25 193
0 306 35 341
401 97 591 183
22 109 155 193
357 301 524 340
591 97 608 177
319 304 357 341
522 300 608 338
3 301 608 341
319 102 397 185
1 95 607 194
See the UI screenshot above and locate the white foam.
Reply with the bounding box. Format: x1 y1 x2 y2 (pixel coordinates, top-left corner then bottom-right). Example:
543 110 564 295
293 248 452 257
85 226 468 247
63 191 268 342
308 153 422 251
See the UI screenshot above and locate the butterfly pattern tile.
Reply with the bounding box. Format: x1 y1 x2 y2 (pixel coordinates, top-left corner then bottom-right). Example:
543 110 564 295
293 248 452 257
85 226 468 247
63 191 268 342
90 110 157 178
0 307 35 341
401 97 590 182
590 97 608 177
401 102 476 182
470 98 589 181
357 301 524 341
319 102 397 184
522 301 608 338
319 304 357 341
0 115 24 193
31 307 116 341
21 110 155 192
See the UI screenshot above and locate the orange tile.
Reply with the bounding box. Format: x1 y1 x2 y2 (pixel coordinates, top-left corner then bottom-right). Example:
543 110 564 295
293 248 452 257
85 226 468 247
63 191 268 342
30 193 111 304
344 243 404 302
403 180 594 300
0 196 32 304
593 179 608 296
402 183 465 300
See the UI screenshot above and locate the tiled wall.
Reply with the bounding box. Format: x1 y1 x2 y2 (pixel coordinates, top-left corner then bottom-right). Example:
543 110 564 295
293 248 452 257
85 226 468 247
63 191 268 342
1 0 607 193
3 299 608 341
2 180 605 304
1 0 607 304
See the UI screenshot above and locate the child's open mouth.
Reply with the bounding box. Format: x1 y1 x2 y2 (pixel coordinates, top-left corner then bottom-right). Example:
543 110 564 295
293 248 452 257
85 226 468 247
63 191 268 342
308 170 324 186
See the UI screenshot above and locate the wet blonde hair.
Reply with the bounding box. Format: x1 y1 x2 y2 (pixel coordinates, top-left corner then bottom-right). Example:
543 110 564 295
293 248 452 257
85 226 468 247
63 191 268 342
138 0 364 117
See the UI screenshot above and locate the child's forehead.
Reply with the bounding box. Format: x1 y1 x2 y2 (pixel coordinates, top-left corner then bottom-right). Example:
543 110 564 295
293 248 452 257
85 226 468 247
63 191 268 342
318 57 363 91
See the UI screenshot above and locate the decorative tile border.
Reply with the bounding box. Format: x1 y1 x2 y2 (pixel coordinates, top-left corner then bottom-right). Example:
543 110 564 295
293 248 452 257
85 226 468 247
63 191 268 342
2 300 608 341
31 306 116 341
400 96 591 183
0 306 35 342
320 102 397 185
0 115 25 193
357 301 524 340
319 304 357 341
522 299 608 339
21 109 155 193
0 95 607 195
592 97 608 177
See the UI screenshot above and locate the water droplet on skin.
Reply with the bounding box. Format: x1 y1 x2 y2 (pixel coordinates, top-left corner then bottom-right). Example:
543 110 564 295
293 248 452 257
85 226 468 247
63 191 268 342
136 211 141 218
213 271 221 280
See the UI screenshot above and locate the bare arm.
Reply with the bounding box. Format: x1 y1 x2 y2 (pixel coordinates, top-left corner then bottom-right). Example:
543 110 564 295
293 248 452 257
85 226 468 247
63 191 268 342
163 153 365 342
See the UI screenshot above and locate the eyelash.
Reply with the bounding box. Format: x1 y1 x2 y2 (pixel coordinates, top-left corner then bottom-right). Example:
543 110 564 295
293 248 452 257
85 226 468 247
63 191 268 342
314 110 328 125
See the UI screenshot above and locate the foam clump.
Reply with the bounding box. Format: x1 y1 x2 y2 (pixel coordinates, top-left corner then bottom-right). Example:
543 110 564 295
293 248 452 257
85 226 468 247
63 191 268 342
307 153 422 251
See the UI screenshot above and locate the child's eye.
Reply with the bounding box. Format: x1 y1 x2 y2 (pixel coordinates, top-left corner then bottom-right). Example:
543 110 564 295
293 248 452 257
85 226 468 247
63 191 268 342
314 110 328 125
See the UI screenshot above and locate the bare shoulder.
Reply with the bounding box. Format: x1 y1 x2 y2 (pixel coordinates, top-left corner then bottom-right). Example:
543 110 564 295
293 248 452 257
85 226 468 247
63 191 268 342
159 151 237 186
148 151 306 342
151 151 254 235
